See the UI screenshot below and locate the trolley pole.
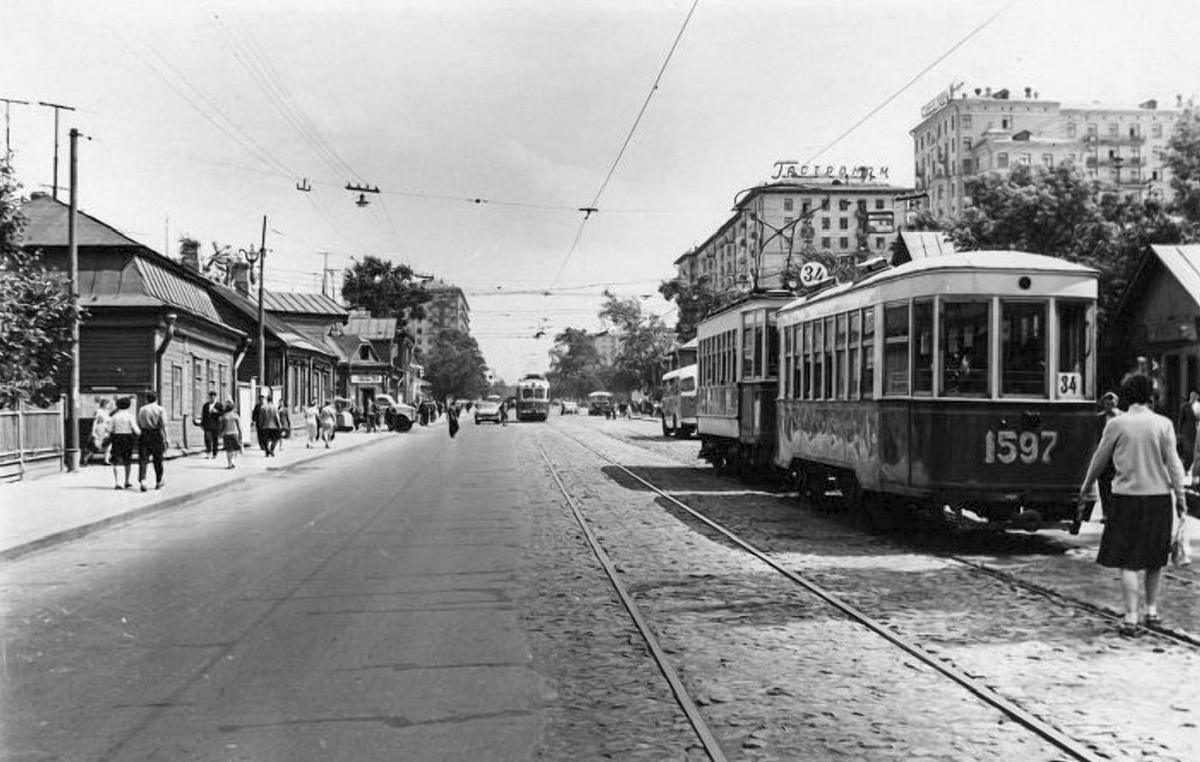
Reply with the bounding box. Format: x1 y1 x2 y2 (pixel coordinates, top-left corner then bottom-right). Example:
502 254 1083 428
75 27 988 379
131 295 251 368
37 101 75 200
65 128 81 472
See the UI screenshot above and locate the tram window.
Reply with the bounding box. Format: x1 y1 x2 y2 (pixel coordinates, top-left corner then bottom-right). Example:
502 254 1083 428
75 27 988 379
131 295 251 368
767 317 780 380
1058 300 1090 398
681 377 696 393
941 301 990 396
883 303 910 396
742 315 754 380
835 313 848 399
1001 301 1048 397
913 300 934 394
791 325 802 399
755 313 766 378
862 308 875 400
824 317 835 399
849 311 862 398
806 321 816 398
813 320 824 399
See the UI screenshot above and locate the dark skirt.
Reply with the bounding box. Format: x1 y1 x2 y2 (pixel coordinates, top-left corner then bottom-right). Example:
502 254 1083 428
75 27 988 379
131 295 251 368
1097 493 1173 570
110 433 136 466
222 434 242 452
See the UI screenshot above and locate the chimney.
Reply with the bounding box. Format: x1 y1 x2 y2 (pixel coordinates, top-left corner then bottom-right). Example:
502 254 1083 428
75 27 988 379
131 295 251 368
1177 94 1184 108
1024 87 1032 99
232 261 251 296
178 237 200 272
974 88 982 96
985 87 992 97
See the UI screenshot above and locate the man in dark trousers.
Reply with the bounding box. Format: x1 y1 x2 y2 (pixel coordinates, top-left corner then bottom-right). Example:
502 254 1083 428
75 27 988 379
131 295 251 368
252 391 268 454
136 390 167 492
197 391 221 458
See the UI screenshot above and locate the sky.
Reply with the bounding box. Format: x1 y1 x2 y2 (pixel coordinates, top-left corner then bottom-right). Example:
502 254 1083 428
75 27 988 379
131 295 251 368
5 0 1200 381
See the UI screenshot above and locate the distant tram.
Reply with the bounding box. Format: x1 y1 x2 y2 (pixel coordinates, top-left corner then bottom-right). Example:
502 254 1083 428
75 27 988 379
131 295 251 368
516 373 551 421
696 251 1100 531
660 337 699 438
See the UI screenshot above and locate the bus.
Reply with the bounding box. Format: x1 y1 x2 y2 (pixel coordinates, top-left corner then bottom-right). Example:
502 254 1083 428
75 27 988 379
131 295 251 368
587 391 613 416
516 373 551 421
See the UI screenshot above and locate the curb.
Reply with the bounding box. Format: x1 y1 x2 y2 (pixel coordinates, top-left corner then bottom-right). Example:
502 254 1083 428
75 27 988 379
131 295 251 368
0 433 400 563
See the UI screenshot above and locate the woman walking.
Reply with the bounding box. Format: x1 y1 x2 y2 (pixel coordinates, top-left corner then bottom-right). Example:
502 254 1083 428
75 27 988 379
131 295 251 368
304 399 320 448
447 402 460 439
108 396 140 489
90 398 113 465
319 399 336 448
218 400 243 469
1080 375 1187 635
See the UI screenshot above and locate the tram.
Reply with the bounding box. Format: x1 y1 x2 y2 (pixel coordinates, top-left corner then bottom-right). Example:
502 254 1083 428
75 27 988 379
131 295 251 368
587 391 614 416
660 364 698 437
696 251 1100 530
515 373 551 421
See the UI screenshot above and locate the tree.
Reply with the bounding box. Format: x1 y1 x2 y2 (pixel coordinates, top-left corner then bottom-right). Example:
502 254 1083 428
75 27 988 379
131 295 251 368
599 295 675 395
658 274 732 343
548 327 602 399
342 256 432 324
1165 106 1200 240
424 328 489 401
0 164 79 408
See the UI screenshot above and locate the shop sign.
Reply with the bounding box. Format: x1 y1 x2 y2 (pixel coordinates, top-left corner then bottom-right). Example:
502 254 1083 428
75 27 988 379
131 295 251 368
866 211 895 234
770 162 890 182
1145 320 1198 343
350 374 384 385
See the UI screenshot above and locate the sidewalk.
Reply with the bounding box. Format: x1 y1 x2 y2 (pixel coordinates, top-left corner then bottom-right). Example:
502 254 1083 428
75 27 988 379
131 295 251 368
0 429 414 562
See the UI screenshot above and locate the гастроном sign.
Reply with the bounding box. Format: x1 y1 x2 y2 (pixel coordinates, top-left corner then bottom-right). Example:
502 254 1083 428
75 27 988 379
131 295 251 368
769 162 890 182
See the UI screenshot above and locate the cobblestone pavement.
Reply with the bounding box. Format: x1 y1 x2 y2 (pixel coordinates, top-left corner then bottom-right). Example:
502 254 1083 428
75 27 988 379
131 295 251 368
548 415 1200 762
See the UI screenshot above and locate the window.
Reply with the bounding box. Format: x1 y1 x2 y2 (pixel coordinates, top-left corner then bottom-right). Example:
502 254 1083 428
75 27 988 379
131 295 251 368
218 365 227 401
962 158 974 173
1067 123 1077 138
1042 153 1053 167
962 114 972 129
171 364 182 417
1057 300 1091 399
359 345 372 360
861 308 875 399
839 199 851 211
821 237 831 249
875 237 885 249
997 152 1009 168
883 303 909 396
1001 117 1010 129
1001 301 1047 397
1152 123 1163 138
941 301 990 396
835 313 848 399
802 201 811 214
1087 123 1097 137
913 300 934 394
1018 153 1031 165
848 311 861 399
192 356 204 418
875 199 885 210
813 320 824 399
839 237 849 249
802 322 813 399
767 313 779 379
821 217 831 230
784 197 794 211
839 217 849 230
823 317 835 399
1108 122 1119 136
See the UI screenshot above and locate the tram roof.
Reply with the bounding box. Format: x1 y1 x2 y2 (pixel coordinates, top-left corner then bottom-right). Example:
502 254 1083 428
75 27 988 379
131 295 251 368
778 250 1097 313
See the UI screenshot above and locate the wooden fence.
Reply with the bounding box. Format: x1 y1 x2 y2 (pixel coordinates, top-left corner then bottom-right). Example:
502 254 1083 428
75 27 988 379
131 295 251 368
0 402 65 482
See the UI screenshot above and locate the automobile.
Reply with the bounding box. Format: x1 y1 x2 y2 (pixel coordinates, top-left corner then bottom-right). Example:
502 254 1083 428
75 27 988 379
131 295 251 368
561 400 579 415
373 394 416 432
475 399 503 425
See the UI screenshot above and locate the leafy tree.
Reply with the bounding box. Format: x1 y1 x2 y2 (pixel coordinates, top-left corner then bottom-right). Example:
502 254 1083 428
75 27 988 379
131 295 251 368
424 328 489 401
658 274 732 343
1165 106 1200 240
342 255 432 324
0 164 79 408
599 295 675 394
548 327 602 399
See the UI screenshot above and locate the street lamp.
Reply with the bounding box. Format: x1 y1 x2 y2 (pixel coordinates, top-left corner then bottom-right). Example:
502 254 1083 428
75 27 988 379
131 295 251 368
240 240 266 393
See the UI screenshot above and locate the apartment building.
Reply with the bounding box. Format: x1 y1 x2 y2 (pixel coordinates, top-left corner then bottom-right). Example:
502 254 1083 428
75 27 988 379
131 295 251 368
408 282 471 355
912 84 1182 218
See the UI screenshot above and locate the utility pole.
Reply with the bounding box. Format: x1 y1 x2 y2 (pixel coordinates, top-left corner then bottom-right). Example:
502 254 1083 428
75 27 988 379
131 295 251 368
65 128 81 472
37 101 75 200
0 96 29 164
320 251 331 296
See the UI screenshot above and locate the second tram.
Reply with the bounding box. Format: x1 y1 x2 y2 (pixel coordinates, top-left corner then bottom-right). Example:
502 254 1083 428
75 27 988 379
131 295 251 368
516 373 551 421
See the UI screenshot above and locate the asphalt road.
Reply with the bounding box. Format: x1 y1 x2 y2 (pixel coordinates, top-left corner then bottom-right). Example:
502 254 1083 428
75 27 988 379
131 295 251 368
1 421 546 762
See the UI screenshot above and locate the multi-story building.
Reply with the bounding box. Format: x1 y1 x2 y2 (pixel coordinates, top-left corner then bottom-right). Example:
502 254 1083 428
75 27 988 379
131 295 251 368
407 282 471 356
911 84 1182 219
673 178 913 292
590 330 619 366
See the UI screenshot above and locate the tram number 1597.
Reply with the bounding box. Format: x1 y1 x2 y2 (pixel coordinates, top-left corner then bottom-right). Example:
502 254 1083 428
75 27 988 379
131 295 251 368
984 429 1059 465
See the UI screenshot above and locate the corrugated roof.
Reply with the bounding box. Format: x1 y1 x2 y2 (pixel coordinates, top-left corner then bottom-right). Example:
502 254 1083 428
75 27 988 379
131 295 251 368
345 311 398 339
210 284 335 356
262 290 347 317
137 257 223 322
1149 245 1200 307
19 194 144 248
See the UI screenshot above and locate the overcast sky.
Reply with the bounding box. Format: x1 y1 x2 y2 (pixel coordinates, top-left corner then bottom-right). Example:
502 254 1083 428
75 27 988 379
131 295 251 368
5 0 1199 381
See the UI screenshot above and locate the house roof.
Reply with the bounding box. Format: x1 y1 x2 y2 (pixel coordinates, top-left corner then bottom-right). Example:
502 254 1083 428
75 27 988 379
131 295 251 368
345 311 398 340
210 284 334 357
1147 245 1200 307
263 290 348 317
20 194 143 248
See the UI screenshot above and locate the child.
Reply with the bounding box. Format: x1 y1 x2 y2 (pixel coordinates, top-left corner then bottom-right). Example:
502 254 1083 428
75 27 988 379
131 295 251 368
219 400 243 469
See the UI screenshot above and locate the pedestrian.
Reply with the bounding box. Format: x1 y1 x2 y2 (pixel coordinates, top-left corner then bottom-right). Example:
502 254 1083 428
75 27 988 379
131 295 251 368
252 392 268 454
304 399 320 448
108 396 140 489
255 393 283 457
89 397 113 465
319 399 336 448
276 395 291 453
1177 391 1199 473
136 390 167 492
499 399 508 427
448 402 460 438
218 400 243 469
1079 375 1187 636
196 390 221 459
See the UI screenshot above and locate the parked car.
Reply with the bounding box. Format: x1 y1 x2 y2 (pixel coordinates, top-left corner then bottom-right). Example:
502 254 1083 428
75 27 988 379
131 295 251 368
561 400 579 415
374 394 416 432
475 399 503 425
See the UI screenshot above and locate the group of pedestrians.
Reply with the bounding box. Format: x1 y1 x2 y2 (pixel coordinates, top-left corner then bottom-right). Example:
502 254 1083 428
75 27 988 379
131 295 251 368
1079 370 1190 637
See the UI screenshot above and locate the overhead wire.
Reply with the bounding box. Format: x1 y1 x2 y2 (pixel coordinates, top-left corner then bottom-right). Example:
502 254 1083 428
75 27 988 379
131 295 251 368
551 0 701 286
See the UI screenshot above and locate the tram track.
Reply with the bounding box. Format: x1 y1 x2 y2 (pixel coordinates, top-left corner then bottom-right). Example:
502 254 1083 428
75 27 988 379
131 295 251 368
546 421 1198 761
